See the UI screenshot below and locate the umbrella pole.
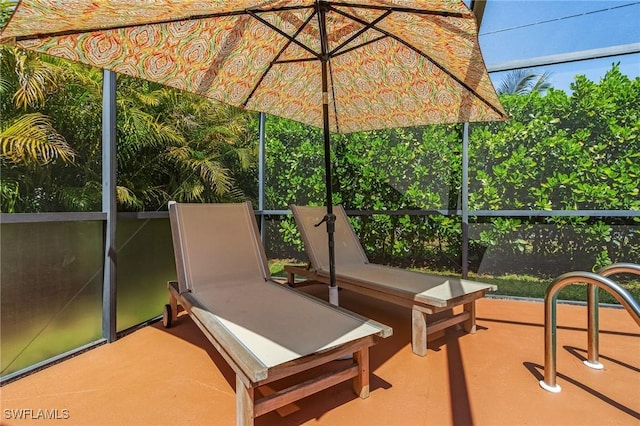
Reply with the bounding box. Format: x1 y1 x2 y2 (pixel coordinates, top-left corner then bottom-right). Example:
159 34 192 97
322 122 338 306
318 1 338 306
323 131 338 306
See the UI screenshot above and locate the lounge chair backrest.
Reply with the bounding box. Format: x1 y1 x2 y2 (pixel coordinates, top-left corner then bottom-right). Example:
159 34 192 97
169 201 270 294
290 204 369 273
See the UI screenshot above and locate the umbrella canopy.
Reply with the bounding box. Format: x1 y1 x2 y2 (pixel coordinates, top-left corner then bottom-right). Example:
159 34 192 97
0 1 505 131
0 0 506 303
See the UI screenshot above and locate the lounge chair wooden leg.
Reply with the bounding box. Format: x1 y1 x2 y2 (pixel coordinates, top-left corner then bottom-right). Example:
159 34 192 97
236 376 255 426
286 270 295 287
352 348 370 398
412 308 428 356
463 302 476 334
169 293 178 323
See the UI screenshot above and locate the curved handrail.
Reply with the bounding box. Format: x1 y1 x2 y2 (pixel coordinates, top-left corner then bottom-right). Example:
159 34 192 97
584 263 640 368
598 262 640 277
540 270 640 393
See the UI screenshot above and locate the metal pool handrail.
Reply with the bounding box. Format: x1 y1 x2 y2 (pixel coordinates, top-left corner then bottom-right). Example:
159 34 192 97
586 263 640 369
540 265 640 393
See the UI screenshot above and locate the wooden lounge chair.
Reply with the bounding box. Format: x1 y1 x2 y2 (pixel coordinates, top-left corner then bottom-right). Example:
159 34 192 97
284 204 496 357
163 201 392 426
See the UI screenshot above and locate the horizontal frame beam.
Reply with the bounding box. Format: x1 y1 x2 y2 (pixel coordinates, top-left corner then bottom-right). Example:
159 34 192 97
486 43 640 73
256 209 640 218
2 208 638 225
0 212 106 223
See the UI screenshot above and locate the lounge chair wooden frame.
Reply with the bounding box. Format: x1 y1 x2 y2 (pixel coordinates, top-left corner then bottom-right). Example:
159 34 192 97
285 204 496 357
164 201 391 426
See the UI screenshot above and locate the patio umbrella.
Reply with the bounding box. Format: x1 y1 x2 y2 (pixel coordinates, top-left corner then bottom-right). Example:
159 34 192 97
0 0 506 305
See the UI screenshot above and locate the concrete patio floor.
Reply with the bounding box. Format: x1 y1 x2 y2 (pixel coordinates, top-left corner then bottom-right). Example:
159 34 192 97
1 285 638 425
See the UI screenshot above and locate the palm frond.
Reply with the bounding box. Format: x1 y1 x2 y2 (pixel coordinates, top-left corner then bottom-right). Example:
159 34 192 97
223 187 248 203
62 61 102 94
498 69 554 95
116 186 144 210
165 145 191 161
230 146 255 170
530 71 553 94
185 158 232 195
0 113 75 164
173 180 205 202
57 183 101 211
119 107 184 150
0 48 13 94
140 187 170 209
12 48 62 108
135 89 166 107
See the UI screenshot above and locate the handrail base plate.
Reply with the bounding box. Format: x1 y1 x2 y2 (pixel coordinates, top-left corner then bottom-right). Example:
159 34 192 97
539 380 561 393
583 360 604 370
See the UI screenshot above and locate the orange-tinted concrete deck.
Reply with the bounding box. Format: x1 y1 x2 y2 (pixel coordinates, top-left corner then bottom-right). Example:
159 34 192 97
1 286 638 426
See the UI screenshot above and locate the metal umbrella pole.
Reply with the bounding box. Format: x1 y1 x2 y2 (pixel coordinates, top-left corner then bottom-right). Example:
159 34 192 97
316 1 339 305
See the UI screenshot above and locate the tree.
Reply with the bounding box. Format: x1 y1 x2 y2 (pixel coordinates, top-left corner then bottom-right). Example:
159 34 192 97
0 47 76 212
43 68 259 212
265 64 639 273
471 64 639 273
1 44 258 212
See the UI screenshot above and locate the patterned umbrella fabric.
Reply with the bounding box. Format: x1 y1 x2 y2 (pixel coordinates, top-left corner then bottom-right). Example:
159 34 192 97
0 0 506 132
0 0 506 300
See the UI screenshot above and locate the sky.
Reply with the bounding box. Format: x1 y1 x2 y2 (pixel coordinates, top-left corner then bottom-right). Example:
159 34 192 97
473 0 640 92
